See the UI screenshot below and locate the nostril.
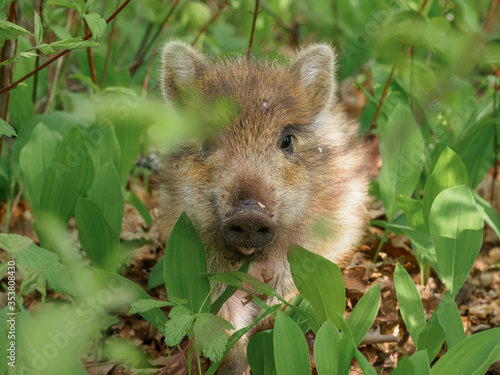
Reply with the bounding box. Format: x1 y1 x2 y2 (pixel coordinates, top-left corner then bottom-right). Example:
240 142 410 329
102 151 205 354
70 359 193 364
230 225 243 233
258 227 269 234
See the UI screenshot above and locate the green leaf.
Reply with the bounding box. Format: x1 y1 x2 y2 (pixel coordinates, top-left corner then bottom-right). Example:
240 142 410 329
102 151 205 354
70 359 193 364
46 0 81 12
273 310 311 375
473 192 500 241
437 293 465 350
210 263 250 315
19 123 62 219
164 306 195 346
87 163 124 235
379 103 424 221
390 356 414 375
148 256 164 289
397 196 427 234
113 120 143 186
347 283 381 347
408 351 431 375
394 263 426 347
372 220 439 275
248 331 276 375
208 270 278 299
83 13 106 39
84 120 121 171
354 348 377 375
38 126 95 231
129 299 174 315
193 313 233 362
34 10 42 45
416 307 445 362
422 147 469 226
429 185 483 297
128 189 153 227
75 198 121 271
0 51 38 67
0 118 16 137
14 243 74 295
37 43 54 54
0 19 33 41
0 234 33 253
205 304 282 375
164 212 211 314
288 244 345 326
314 319 341 375
94 269 168 333
431 328 500 375
48 38 98 50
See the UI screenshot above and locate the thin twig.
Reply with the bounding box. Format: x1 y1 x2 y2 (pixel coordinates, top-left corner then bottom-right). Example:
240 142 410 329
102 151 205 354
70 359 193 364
490 78 499 203
0 0 133 95
2 2 17 121
128 22 154 74
33 0 43 103
83 10 98 86
130 0 181 76
101 0 121 88
191 2 228 46
142 0 180 96
247 0 260 59
366 0 429 136
484 0 498 32
259 0 292 33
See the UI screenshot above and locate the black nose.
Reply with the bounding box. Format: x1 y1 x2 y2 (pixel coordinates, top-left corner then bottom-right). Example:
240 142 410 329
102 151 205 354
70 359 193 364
222 205 277 256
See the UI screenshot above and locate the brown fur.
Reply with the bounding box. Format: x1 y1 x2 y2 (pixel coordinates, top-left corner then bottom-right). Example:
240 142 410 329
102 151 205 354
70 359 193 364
159 41 369 374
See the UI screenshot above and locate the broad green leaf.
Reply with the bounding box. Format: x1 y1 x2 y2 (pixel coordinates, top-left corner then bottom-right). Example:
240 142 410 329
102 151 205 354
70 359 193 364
408 351 431 375
347 283 381 347
314 319 341 375
164 306 195 346
394 263 426 347
379 103 424 221
164 212 211 314
397 196 427 234
431 328 500 375
14 243 74 295
472 345 500 375
416 307 445 362
0 234 32 253
34 10 42 45
0 19 33 40
248 331 276 375
372 221 439 275
273 310 311 375
19 123 62 218
429 185 483 297
87 163 124 235
94 269 168 332
75 198 121 271
288 244 345 326
38 126 95 234
83 13 106 38
474 192 500 240
128 189 153 227
210 263 250 315
208 270 277 298
354 348 377 375
38 43 54 54
193 313 233 362
113 120 143 186
422 147 469 226
437 293 465 350
205 304 282 375
129 299 174 315
390 356 415 375
84 120 121 171
148 255 164 290
0 118 16 137
49 38 98 50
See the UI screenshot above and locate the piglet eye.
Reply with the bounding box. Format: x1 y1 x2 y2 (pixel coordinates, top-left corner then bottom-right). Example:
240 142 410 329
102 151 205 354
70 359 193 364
280 135 292 149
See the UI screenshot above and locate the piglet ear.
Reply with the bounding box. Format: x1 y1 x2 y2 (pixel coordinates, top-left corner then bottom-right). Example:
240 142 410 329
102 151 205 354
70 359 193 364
291 44 337 111
161 41 207 103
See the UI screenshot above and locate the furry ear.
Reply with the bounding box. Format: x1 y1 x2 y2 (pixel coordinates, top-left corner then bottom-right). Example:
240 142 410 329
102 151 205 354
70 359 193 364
161 41 207 103
291 44 337 110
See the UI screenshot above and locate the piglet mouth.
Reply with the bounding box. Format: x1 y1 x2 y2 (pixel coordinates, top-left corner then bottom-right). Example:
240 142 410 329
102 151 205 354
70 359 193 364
238 247 256 256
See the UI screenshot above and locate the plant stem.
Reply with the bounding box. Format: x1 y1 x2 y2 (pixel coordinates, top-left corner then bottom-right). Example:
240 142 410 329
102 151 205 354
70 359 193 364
191 1 228 46
0 0 133 95
247 0 260 59
33 0 44 104
490 80 499 204
373 230 387 262
101 0 121 89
